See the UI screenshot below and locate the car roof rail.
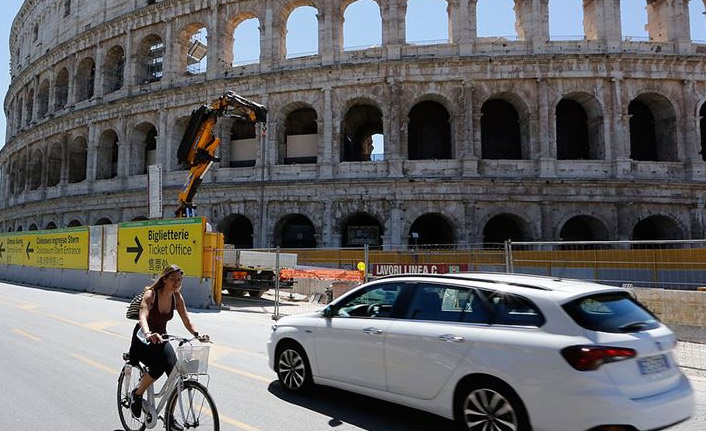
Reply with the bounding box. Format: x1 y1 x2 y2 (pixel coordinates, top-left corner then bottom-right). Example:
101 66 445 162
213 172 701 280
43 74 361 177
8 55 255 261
372 273 553 291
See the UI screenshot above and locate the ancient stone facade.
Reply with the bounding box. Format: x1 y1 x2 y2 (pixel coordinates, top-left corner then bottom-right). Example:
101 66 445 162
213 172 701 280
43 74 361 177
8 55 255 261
3 0 706 249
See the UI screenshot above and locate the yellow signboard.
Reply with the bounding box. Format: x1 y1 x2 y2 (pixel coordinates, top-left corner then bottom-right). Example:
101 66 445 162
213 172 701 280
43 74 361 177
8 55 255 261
0 227 90 270
118 217 204 277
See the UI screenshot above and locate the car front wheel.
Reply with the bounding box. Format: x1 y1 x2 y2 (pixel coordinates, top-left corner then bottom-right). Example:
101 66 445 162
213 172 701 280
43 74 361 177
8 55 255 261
275 343 312 392
456 380 530 431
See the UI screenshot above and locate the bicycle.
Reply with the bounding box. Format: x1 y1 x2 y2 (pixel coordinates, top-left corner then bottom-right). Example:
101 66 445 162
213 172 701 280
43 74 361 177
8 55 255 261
117 333 220 431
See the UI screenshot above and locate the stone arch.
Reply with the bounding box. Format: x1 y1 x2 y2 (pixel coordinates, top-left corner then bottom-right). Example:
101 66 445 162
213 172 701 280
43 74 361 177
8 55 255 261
130 122 158 175
96 129 119 180
137 35 164 84
75 57 95 102
219 214 255 248
54 67 69 110
340 99 384 162
340 0 382 51
67 219 82 227
37 79 50 118
699 98 706 161
28 147 43 190
407 96 453 160
632 215 685 241
227 12 262 66
558 215 610 242
555 92 605 160
341 212 383 247
103 45 125 93
408 213 456 248
28 223 38 231
480 91 532 160
482 213 534 245
47 142 62 187
45 221 57 230
179 22 209 75
279 3 321 59
274 213 317 248
280 103 318 164
68 136 87 183
95 217 113 225
629 93 678 162
405 0 450 45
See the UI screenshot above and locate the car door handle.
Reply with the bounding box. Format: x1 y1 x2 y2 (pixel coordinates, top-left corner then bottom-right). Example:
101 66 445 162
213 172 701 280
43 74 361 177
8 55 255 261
438 334 465 343
363 327 383 335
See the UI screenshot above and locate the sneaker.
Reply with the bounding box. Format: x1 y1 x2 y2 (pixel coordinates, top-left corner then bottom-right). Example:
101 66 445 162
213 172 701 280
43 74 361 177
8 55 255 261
170 418 184 431
130 389 142 418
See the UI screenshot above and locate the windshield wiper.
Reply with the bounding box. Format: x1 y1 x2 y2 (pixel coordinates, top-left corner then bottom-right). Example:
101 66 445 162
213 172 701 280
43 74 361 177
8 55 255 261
618 321 654 332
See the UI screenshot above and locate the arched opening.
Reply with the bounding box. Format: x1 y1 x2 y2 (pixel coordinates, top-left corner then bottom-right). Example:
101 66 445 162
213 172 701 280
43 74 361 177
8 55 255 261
97 130 119 180
75 57 95 102
284 107 318 164
629 94 678 162
16 226 23 232
29 149 42 190
47 143 62 187
632 215 684 242
477 0 517 39
690 0 706 42
286 6 319 58
276 214 317 248
130 123 157 175
55 68 69 110
231 18 260 66
700 102 706 161
342 212 383 247
182 25 208 75
408 101 451 160
621 0 649 41
67 220 82 227
408 213 454 248
68 137 87 183
103 45 125 93
230 118 257 168
483 214 531 245
45 222 57 230
138 35 164 84
342 0 382 51
37 80 50 118
341 104 384 162
559 216 610 241
481 99 523 159
29 223 38 231
548 0 584 41
405 0 449 45
95 218 113 225
221 214 254 248
556 99 589 160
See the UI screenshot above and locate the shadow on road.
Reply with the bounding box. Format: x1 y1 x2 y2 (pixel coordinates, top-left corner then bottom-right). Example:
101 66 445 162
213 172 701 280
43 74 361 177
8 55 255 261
267 382 457 431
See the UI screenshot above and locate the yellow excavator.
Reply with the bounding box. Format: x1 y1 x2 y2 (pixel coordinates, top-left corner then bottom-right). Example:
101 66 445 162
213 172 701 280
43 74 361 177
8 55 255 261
175 91 267 217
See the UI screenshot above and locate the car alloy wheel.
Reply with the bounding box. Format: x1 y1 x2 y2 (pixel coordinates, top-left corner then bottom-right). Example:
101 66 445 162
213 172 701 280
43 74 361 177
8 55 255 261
278 348 307 391
463 388 519 431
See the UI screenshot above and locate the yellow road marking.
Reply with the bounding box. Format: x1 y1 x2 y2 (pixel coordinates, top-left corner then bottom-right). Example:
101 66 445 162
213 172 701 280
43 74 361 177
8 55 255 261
210 363 272 384
83 320 121 331
71 353 115 374
13 328 41 341
19 304 40 310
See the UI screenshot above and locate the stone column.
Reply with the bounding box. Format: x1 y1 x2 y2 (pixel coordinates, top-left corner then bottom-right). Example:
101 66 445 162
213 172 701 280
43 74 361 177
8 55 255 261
610 76 632 178
386 78 403 178
514 0 549 51
157 108 170 170
162 18 176 85
646 0 693 52
86 122 98 182
260 0 275 71
94 43 105 99
382 1 405 60
320 1 335 65
583 0 622 50
386 203 403 250
59 133 69 185
540 201 554 241
319 86 334 178
207 0 222 80
461 80 478 177
537 78 555 177
449 0 473 55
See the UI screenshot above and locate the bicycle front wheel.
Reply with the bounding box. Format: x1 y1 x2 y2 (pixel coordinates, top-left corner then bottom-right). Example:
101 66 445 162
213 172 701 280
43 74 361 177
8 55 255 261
165 380 219 431
117 364 146 431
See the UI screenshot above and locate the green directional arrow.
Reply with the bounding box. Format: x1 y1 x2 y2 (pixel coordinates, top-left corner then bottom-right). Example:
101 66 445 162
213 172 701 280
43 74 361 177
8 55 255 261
127 236 143 264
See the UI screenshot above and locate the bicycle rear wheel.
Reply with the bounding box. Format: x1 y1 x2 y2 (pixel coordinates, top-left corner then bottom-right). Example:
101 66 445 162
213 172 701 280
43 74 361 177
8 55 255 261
117 363 147 431
165 380 219 431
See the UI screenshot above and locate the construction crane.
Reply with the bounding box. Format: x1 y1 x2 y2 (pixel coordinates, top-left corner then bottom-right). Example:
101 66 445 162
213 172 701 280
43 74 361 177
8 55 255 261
175 91 267 218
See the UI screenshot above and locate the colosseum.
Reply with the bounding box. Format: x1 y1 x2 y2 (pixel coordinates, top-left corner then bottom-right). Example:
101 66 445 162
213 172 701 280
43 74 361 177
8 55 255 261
2 0 706 249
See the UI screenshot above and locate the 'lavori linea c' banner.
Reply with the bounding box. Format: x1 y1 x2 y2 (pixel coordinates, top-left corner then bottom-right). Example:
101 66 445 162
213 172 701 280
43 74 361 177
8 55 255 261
0 227 90 270
117 217 204 277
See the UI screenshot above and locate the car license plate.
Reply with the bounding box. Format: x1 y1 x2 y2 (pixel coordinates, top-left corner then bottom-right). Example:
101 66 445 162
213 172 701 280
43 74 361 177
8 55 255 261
638 354 670 375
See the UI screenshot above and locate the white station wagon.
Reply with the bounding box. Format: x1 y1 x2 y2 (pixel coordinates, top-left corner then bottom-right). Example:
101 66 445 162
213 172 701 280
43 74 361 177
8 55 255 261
268 273 694 431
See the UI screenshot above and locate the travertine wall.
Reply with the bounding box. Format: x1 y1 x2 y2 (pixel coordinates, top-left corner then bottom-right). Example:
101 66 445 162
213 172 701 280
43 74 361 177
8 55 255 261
3 0 706 249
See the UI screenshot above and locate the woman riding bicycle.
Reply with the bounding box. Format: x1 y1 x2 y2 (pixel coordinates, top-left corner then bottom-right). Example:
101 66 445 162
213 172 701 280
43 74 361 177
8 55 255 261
129 264 209 419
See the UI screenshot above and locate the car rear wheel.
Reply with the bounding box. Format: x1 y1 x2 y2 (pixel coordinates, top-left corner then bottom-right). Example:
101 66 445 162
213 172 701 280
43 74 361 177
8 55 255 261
456 380 530 431
275 343 312 392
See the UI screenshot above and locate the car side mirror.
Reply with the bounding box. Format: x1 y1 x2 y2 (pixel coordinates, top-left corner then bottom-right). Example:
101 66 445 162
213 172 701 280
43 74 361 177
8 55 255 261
323 305 335 318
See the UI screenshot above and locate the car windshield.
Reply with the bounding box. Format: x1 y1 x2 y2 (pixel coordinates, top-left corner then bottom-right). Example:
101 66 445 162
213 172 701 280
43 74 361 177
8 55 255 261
562 291 659 333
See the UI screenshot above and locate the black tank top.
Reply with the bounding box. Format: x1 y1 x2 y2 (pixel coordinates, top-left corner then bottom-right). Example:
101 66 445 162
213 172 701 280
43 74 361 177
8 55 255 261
147 290 175 335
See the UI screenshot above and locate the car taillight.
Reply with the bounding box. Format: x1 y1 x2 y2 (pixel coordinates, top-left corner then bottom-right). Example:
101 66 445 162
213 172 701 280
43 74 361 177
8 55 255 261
561 345 636 371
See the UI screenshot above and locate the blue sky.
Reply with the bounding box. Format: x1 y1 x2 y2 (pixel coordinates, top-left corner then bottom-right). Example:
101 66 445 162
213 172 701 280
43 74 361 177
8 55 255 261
3 0 706 149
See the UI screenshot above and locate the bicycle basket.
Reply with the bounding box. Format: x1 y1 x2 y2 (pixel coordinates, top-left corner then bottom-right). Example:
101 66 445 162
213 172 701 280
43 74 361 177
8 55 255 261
176 344 210 374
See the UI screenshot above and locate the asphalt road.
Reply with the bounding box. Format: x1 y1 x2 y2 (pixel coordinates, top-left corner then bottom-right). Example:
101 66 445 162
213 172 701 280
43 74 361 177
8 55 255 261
0 280 704 431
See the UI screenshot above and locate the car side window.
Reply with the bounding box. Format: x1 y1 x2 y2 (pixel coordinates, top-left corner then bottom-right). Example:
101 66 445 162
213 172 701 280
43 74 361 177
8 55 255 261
406 284 490 324
335 283 406 318
486 292 545 327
